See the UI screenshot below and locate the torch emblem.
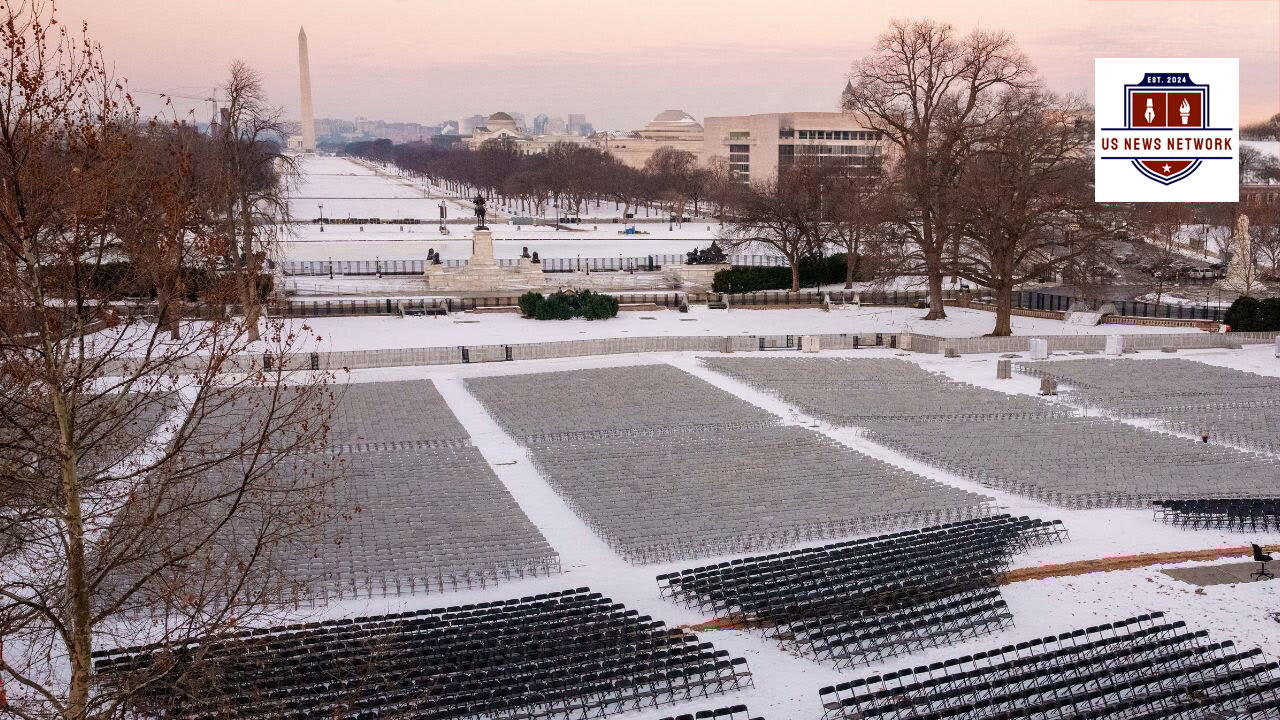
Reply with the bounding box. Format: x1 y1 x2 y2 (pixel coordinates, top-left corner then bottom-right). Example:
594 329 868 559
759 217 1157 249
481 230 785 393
1179 98 1191 125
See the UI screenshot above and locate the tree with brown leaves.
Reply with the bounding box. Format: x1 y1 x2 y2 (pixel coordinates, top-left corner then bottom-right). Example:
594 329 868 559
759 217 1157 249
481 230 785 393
0 4 336 718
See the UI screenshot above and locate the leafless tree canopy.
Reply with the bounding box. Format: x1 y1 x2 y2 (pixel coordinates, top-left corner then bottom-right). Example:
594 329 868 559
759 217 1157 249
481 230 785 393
845 18 1035 319
0 4 335 719
217 60 295 344
346 139 713 223
948 90 1104 335
718 161 839 291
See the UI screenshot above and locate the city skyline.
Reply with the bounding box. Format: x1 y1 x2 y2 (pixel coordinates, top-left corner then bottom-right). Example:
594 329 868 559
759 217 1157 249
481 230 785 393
57 0 1280 129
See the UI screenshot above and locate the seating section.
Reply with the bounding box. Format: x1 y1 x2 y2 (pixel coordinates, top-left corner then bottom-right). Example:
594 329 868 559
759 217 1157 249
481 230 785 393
702 356 1066 423
706 357 1280 508
466 365 778 437
1019 358 1280 454
134 380 558 601
1017 358 1280 414
200 379 476 452
660 515 1068 668
468 365 993 563
93 588 754 720
659 705 763 720
862 417 1280 508
819 613 1280 720
283 445 559 599
1153 498 1280 532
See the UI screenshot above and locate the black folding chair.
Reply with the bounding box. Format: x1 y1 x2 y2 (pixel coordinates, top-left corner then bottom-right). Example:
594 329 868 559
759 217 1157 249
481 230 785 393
1252 544 1274 582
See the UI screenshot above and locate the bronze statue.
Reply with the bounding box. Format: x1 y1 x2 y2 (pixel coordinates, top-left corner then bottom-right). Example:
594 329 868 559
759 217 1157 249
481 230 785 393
473 195 487 228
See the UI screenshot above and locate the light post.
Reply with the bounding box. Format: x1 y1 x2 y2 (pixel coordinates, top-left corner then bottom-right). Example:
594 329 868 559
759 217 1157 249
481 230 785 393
317 202 324 221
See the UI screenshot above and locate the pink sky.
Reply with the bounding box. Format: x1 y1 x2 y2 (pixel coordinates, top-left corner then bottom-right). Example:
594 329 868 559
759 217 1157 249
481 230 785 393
58 0 1280 130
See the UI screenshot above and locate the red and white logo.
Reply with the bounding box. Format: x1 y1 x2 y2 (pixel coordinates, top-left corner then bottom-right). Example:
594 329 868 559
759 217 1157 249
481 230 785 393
1095 58 1239 202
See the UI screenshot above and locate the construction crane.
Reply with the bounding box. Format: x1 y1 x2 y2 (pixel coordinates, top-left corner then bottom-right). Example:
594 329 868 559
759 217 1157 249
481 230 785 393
131 88 221 126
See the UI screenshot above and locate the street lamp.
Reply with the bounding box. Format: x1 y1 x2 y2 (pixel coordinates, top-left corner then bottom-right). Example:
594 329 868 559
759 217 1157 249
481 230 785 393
318 202 324 221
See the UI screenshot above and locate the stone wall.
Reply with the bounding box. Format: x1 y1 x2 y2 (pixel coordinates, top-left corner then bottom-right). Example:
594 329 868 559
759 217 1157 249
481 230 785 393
920 331 1280 356
97 329 1278 376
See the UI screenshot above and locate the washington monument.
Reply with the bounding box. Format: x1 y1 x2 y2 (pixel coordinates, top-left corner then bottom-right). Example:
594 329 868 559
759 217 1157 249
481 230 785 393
297 27 316 152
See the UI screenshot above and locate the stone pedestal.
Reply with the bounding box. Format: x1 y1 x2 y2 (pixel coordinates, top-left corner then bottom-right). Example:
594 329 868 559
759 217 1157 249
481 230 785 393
671 263 730 289
471 228 496 266
1029 338 1049 360
423 228 545 291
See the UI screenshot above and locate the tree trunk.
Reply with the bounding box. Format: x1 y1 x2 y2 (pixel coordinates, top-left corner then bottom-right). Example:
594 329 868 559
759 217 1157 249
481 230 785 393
921 219 947 319
923 254 947 320
239 205 261 342
53 390 93 720
990 283 1014 336
844 251 856 289
154 280 181 340
790 263 801 292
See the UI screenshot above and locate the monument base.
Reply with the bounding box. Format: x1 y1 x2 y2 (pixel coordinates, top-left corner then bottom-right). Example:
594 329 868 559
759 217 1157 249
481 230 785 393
424 228 546 291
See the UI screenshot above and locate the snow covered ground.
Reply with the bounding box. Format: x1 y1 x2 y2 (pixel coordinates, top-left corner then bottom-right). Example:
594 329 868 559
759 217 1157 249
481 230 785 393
280 228 721 261
197 342 1280 720
282 155 725 261
261 306 1197 353
287 155 476 221
1244 139 1280 161
95 149 1280 718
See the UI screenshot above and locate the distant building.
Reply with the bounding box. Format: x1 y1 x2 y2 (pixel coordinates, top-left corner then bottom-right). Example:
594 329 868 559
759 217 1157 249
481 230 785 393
568 113 587 135
702 112 884 185
467 111 590 153
597 109 705 169
1241 183 1280 207
545 116 567 135
458 114 487 136
532 113 549 135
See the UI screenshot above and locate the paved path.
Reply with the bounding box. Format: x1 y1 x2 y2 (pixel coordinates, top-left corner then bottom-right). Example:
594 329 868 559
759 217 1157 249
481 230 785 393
1163 560 1274 586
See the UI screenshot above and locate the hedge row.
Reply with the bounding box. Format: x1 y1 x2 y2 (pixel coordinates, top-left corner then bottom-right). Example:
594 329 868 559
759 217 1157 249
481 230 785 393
1223 296 1280 331
72 261 272 301
712 254 856 293
518 290 620 320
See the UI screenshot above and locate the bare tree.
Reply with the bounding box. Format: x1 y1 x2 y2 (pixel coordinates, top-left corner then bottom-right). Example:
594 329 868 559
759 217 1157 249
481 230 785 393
1251 203 1280 275
1239 144 1280 184
1130 202 1196 306
829 159 896 289
721 162 834 291
702 156 739 224
218 61 294 343
950 90 1102 335
844 18 1035 319
644 147 700 225
0 5 335 718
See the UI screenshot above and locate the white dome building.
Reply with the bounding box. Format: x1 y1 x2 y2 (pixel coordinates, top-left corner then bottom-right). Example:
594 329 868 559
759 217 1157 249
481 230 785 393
598 109 706 169
484 112 520 134
640 110 704 142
